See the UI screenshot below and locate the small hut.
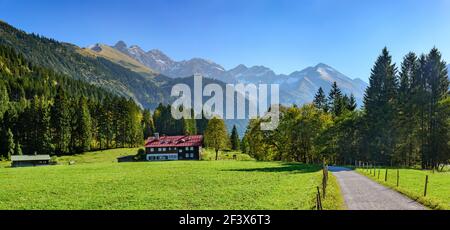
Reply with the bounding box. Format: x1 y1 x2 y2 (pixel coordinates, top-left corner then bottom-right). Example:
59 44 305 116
11 155 51 167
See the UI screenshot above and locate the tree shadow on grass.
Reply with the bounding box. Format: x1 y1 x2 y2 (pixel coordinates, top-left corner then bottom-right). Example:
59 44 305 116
224 163 321 174
327 166 354 172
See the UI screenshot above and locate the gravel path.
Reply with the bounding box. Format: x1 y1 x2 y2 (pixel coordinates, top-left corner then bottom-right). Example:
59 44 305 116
329 166 427 210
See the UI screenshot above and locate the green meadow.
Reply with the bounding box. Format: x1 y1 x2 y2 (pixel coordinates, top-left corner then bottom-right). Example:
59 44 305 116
0 148 343 210
357 168 450 210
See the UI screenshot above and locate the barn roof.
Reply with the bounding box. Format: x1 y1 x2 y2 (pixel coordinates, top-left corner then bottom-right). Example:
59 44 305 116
11 155 51 161
145 135 203 148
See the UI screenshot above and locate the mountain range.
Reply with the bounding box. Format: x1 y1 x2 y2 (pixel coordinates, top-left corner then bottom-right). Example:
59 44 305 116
0 20 369 135
93 41 368 106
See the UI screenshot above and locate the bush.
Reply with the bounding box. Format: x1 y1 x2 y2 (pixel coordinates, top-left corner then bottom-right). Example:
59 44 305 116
50 156 58 165
135 148 146 161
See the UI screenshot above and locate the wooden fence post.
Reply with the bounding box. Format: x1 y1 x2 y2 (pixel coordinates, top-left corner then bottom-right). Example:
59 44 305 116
322 164 328 199
385 169 388 182
378 168 380 179
396 169 399 187
424 175 429 197
316 186 323 210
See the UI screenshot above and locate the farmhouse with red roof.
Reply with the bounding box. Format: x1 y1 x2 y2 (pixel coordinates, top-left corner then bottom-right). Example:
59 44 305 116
144 133 204 161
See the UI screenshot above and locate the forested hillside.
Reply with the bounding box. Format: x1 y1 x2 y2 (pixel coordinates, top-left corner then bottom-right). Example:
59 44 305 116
243 48 450 170
0 21 250 134
0 45 145 158
0 21 170 109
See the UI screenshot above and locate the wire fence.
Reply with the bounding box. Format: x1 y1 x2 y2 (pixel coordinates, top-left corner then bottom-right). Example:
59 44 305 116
356 161 431 198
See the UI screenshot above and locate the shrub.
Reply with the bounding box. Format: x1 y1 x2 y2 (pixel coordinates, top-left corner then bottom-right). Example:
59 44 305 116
135 148 146 161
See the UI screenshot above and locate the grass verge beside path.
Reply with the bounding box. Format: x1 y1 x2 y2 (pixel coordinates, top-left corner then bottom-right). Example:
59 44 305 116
357 168 450 210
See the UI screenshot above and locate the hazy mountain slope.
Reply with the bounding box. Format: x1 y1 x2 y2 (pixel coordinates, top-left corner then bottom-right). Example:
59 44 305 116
82 44 156 78
111 41 228 79
0 21 253 135
108 41 368 106
281 63 367 106
113 41 176 74
162 76 251 135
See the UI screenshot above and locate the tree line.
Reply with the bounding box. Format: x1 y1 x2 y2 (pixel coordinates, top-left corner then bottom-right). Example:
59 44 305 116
0 45 145 159
242 48 449 170
0 44 241 160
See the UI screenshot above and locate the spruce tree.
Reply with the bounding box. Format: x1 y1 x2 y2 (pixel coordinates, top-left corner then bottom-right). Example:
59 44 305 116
397 52 419 166
230 125 240 151
142 109 154 139
328 82 344 117
313 87 328 112
6 128 14 160
422 48 449 169
0 81 8 120
51 86 71 155
14 141 22 156
363 47 398 164
347 94 357 111
73 96 92 153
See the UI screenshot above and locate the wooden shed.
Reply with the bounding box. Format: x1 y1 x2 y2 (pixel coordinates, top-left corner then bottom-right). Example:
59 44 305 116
11 155 51 167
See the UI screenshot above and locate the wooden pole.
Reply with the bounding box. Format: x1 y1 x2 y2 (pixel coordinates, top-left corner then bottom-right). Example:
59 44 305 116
385 169 388 182
322 165 327 199
424 175 429 197
378 168 380 179
396 169 399 187
317 186 322 210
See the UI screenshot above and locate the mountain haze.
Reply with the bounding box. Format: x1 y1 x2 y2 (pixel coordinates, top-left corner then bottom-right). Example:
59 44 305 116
104 41 368 106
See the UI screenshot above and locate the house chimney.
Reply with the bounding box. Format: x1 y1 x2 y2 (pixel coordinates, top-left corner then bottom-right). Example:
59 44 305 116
154 132 160 140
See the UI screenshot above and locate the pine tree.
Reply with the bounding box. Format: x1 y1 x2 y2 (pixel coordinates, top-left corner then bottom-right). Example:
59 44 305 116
51 86 71 155
14 140 22 156
363 47 398 164
98 97 114 149
328 82 344 117
0 81 8 120
347 94 357 111
27 96 53 155
6 128 15 160
230 125 240 151
397 52 419 166
142 109 154 139
421 48 449 169
313 87 328 112
196 110 210 135
73 96 92 153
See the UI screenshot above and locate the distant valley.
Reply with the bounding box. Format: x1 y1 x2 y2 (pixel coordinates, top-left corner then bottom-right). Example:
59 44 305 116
89 41 368 106
0 20 368 135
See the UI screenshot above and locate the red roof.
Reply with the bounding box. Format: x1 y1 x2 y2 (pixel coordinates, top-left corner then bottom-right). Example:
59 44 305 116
144 135 203 148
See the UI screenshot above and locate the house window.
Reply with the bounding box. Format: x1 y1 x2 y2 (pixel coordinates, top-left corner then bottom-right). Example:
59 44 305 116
190 153 194 158
185 153 189 158
168 147 171 151
158 148 162 151
185 147 189 151
179 149 183 153
150 148 154 152
190 147 194 151
163 148 166 151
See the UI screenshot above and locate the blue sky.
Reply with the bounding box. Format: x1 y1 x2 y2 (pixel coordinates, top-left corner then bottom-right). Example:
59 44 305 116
1 0 450 81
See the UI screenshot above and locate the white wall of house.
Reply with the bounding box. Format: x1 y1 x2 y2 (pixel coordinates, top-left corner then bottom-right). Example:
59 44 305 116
146 153 178 161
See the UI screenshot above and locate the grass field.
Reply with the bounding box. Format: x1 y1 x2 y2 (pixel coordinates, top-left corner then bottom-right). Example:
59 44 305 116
357 168 450 210
0 148 344 210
